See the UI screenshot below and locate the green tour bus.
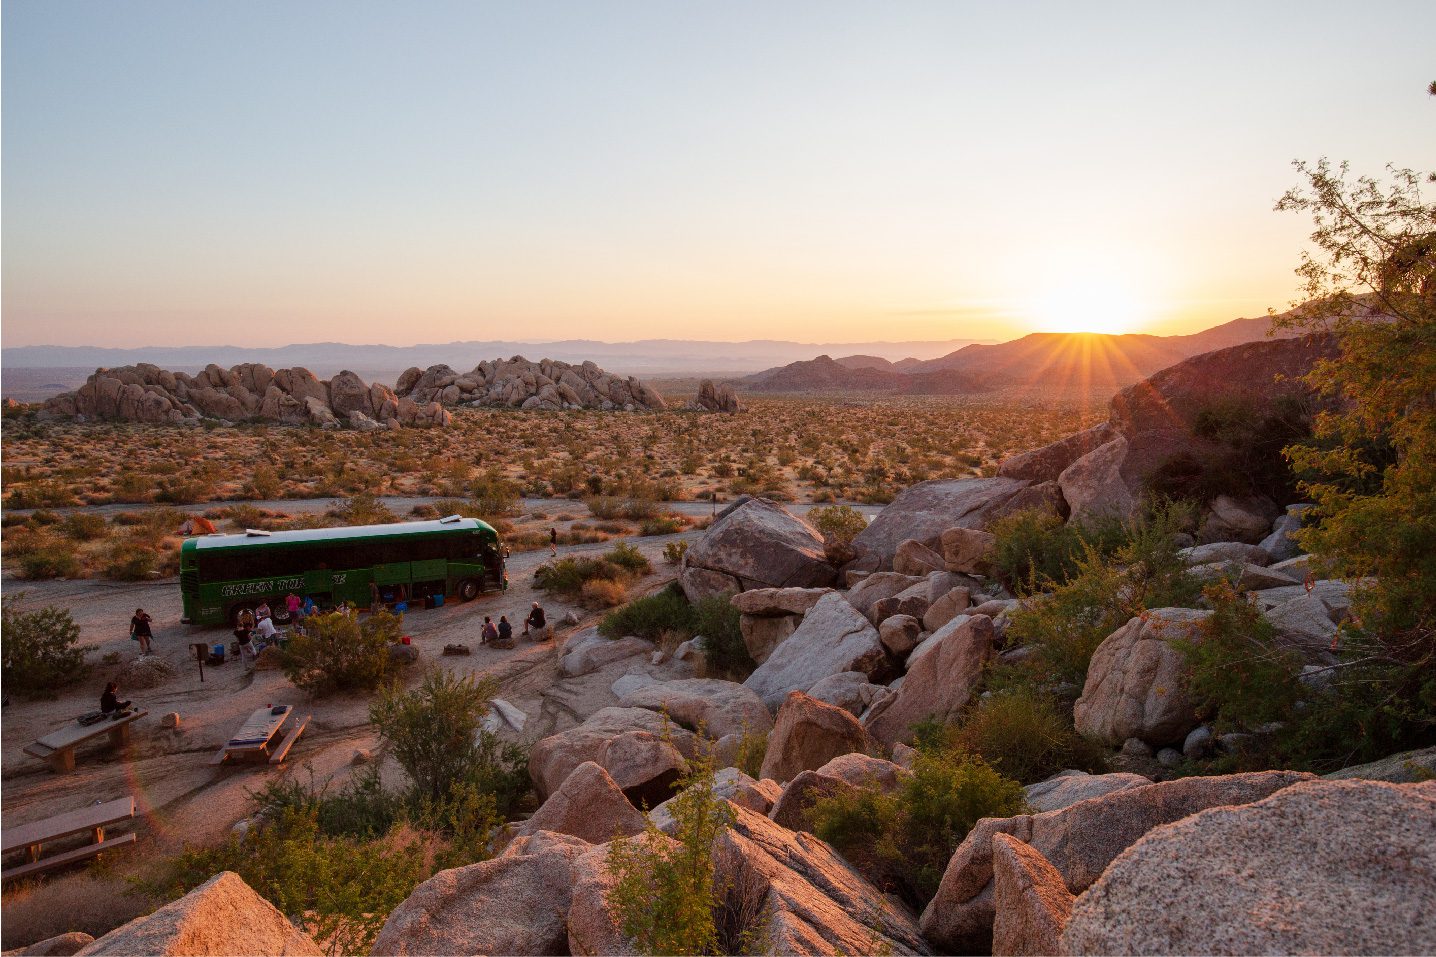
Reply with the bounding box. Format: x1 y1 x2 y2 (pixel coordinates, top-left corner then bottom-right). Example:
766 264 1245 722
179 516 506 627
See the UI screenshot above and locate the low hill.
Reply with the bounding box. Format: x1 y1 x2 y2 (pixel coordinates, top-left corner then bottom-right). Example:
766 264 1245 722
832 355 896 372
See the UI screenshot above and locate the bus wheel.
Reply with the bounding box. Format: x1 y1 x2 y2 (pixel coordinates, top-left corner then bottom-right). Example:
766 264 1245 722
457 579 480 602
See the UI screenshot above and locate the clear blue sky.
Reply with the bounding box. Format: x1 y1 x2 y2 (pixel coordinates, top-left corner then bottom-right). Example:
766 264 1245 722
3 0 1433 347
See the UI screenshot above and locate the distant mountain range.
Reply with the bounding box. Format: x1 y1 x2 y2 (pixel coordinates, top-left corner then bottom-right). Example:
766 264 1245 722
0 336 990 378
738 316 1296 396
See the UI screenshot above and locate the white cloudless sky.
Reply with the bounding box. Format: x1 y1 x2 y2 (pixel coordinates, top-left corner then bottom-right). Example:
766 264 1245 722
3 0 1433 347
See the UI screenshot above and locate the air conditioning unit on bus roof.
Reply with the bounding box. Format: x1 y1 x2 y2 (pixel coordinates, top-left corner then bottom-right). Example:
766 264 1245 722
245 529 272 537
439 515 463 524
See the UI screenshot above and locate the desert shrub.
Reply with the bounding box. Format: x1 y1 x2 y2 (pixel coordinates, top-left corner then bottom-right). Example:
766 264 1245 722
430 498 486 519
470 468 520 516
582 578 629 607
663 539 689 564
600 583 695 641
28 509 62 526
16 537 83 580
1 594 87 698
5 479 78 509
639 515 685 536
251 765 404 840
805 504 867 545
1001 506 1201 691
369 669 529 815
605 745 738 956
810 746 1027 908
246 463 282 500
100 542 161 581
111 506 185 535
607 541 653 575
330 492 397 526
281 609 401 695
141 808 424 956
1 871 151 950
1177 581 1303 734
60 513 108 541
694 595 754 679
155 475 214 504
732 724 768 780
989 508 1130 595
585 495 664 521
949 687 1106 784
110 471 155 503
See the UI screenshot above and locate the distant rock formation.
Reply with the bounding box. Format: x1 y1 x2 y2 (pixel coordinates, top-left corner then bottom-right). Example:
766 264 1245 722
394 357 668 412
687 379 741 413
38 363 449 429
740 354 986 395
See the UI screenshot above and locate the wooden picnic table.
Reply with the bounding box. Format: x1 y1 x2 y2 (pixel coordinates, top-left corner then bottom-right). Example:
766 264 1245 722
2 796 137 883
211 705 311 766
23 710 149 774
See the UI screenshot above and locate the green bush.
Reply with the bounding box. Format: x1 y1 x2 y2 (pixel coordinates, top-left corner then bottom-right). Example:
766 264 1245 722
604 745 742 956
639 516 685 536
989 508 1130 595
950 687 1106 784
811 746 1027 908
805 504 868 545
1000 505 1201 691
663 540 689 565
250 765 404 840
1177 581 1302 734
140 808 424 956
60 513 109 541
1 594 87 698
599 584 695 641
695 595 754 680
607 541 653 575
282 610 401 695
585 495 664 521
17 538 83 580
536 542 651 598
471 468 521 517
369 669 529 816
100 541 161 581
330 492 397 526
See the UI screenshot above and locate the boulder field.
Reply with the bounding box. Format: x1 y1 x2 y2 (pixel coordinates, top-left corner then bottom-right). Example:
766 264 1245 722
37 356 692 427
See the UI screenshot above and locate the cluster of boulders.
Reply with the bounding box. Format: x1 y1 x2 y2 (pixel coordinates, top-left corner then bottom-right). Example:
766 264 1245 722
687 378 741 413
394 356 669 412
37 363 449 429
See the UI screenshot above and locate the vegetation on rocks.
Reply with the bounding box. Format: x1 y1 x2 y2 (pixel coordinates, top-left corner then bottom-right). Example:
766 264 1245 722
599 584 756 678
811 744 1027 909
605 744 750 956
535 541 654 606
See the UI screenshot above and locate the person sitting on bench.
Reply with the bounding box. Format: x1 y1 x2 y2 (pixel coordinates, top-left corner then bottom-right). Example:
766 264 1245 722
100 682 132 714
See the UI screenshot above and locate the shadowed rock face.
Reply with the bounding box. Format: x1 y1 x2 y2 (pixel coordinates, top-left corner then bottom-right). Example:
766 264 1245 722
394 356 669 412
851 477 1038 572
40 362 448 429
1062 780 1436 956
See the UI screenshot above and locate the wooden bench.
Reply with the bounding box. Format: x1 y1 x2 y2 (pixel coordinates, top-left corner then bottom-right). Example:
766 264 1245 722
2 796 137 883
23 710 149 774
211 706 310 766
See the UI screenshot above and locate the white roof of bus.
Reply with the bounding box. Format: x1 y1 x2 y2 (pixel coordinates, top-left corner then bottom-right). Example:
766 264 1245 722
191 517 488 549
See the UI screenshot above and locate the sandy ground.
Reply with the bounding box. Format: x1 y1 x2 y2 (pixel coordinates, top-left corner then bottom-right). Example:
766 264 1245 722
0 528 717 857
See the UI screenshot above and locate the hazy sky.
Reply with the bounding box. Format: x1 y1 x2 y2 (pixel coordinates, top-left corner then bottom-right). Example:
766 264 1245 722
3 1 1433 348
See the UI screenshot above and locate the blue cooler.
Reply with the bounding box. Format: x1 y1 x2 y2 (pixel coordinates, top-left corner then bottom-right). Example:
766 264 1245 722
432 594 444 608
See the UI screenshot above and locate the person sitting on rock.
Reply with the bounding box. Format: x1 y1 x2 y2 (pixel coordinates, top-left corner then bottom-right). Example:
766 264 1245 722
498 615 513 644
100 681 132 714
481 616 498 645
524 602 548 640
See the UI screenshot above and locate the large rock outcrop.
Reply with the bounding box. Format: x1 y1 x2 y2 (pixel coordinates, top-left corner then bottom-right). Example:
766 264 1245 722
918 770 1315 953
993 335 1338 522
850 477 1050 572
688 379 741 413
1062 779 1436 956
990 833 1074 957
1072 608 1210 747
528 706 696 800
373 831 590 956
680 498 836 600
864 614 995 747
759 691 879 783
41 363 448 429
511 761 648 845
743 594 888 710
76 871 322 956
618 678 773 739
394 356 668 412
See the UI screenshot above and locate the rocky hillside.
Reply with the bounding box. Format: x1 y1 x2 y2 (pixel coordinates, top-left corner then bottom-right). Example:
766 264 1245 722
37 363 450 429
741 354 987 395
395 357 668 412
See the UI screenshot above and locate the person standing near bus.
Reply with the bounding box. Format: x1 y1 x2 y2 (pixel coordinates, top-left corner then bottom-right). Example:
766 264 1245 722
286 591 302 622
129 608 154 655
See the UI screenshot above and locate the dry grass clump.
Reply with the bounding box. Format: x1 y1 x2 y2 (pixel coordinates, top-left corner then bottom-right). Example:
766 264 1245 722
0 869 151 950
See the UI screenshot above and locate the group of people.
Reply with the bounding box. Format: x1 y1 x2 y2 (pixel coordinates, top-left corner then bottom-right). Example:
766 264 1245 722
232 595 305 663
480 601 549 646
